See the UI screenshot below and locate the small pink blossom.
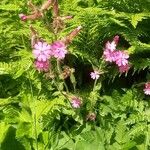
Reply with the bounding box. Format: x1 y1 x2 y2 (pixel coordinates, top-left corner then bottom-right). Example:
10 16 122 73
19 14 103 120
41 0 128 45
90 71 100 80
71 97 82 108
104 35 119 52
34 60 49 72
103 49 118 62
118 64 130 73
144 82 150 95
103 36 120 62
19 13 27 21
105 41 116 52
115 51 129 66
33 42 52 61
51 41 67 59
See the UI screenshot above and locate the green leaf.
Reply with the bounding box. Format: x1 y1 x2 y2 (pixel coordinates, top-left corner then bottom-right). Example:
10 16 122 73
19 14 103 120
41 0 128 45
0 4 19 11
130 13 149 28
0 122 10 144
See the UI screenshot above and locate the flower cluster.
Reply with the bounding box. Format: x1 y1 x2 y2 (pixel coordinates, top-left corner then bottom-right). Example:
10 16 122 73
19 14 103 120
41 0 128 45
20 0 82 72
103 35 130 73
32 40 68 71
31 23 82 72
144 82 150 95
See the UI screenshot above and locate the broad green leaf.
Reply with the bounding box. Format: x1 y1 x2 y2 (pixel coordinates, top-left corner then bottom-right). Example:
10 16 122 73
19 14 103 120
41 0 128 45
0 122 10 144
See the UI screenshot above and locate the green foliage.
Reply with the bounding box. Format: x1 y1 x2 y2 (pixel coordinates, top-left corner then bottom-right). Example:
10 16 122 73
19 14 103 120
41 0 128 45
0 0 150 150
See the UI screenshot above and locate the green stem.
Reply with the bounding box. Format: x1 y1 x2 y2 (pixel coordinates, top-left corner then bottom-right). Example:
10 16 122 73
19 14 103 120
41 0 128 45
93 79 98 91
56 59 61 73
53 79 72 107
73 83 76 93
64 81 69 92
28 73 38 150
56 60 69 92
92 59 105 91
22 35 38 150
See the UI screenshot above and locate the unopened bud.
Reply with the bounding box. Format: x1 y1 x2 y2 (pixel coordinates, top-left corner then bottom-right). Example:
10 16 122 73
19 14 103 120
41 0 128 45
30 25 39 48
27 1 37 12
61 16 73 20
63 26 82 44
86 112 96 121
19 13 27 21
41 0 53 11
61 66 73 79
26 12 43 20
53 0 59 17
113 35 119 45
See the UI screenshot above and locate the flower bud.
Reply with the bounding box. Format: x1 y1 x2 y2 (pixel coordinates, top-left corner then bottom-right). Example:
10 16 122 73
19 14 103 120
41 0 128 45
61 16 73 20
63 26 82 44
113 35 119 45
27 1 37 12
53 0 59 17
26 11 43 20
34 60 50 72
41 0 53 11
52 17 64 33
86 112 96 121
61 66 73 79
30 25 39 48
19 14 27 21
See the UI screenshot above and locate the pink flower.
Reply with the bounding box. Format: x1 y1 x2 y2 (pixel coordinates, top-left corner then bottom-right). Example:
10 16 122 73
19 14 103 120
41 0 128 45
104 35 119 52
90 71 100 80
118 64 130 73
103 36 120 62
19 13 27 21
144 82 150 95
51 41 67 59
103 36 130 69
33 42 52 61
105 41 116 52
34 60 50 72
71 97 82 108
115 51 129 66
103 49 118 62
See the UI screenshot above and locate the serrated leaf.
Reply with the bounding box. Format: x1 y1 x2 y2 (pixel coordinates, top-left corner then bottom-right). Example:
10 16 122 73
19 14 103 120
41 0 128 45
131 13 146 28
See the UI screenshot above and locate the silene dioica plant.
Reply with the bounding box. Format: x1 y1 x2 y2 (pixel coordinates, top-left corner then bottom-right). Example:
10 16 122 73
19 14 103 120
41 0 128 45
1 0 150 150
